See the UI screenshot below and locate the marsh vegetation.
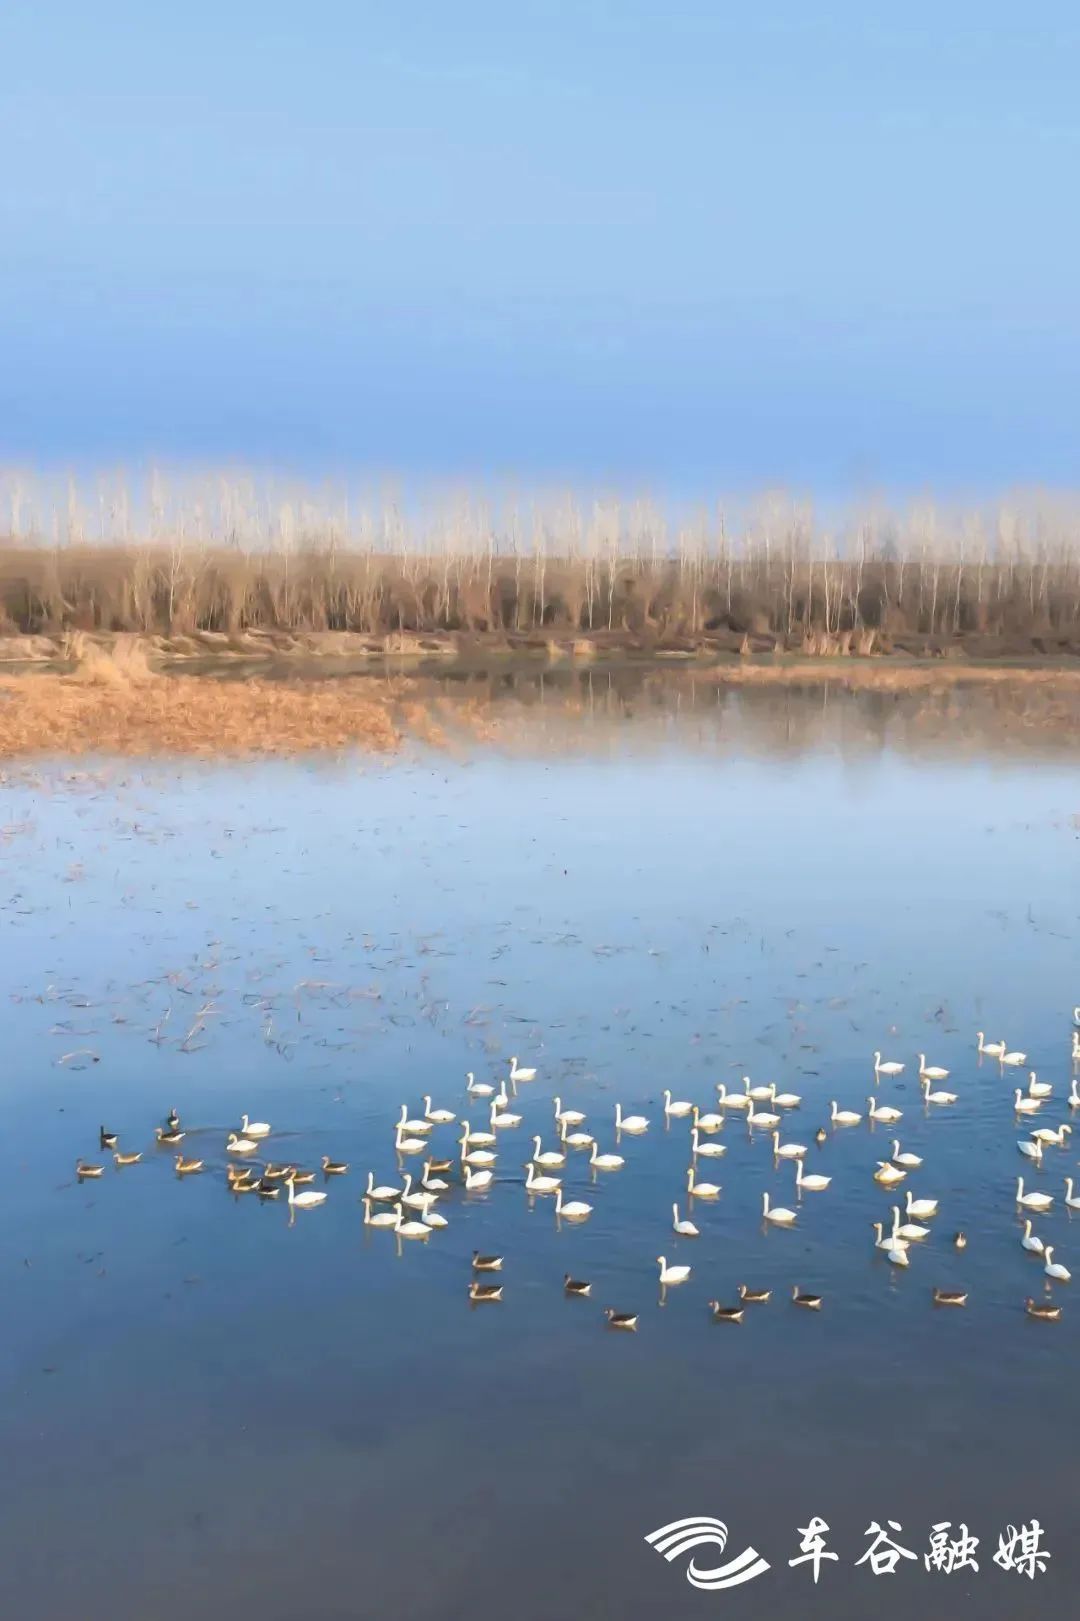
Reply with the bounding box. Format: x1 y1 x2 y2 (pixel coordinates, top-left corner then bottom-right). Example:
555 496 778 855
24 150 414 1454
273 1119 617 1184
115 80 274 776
4 471 1080 656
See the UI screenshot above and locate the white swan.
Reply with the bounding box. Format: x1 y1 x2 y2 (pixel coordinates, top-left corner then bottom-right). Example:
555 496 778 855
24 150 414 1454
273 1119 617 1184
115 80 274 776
922 1078 958 1105
560 1123 595 1150
239 1114 271 1138
399 1173 436 1211
508 1056 537 1082
672 1202 699 1236
555 1187 592 1220
462 1121 496 1146
692 1105 724 1132
362 1195 400 1228
460 1128 499 1167
1065 1178 1080 1211
1070 1080 1080 1108
532 1135 566 1169
891 1140 922 1168
874 1161 906 1186
1032 1123 1071 1146
747 1105 781 1129
687 1165 720 1199
890 1205 929 1241
614 1103 649 1134
873 1221 908 1251
1016 1177 1053 1211
1044 1246 1071 1282
771 1131 806 1160
490 1100 522 1129
918 1055 950 1080
226 1133 259 1155
796 1159 830 1192
905 1189 939 1219
716 1084 752 1111
553 1097 586 1127
424 1096 456 1124
1021 1218 1045 1253
763 1191 796 1226
463 1163 493 1191
884 1240 910 1267
1017 1138 1043 1162
976 1033 1005 1057
743 1076 774 1101
1028 1072 1053 1099
393 1207 432 1239
657 1255 692 1285
421 1161 449 1191
771 1086 802 1108
874 1052 905 1076
663 1088 693 1118
395 1128 427 1155
524 1161 561 1195
691 1127 726 1159
830 1100 862 1127
365 1171 401 1201
397 1103 432 1136
286 1175 327 1210
589 1142 624 1171
1000 1048 1027 1067
466 1072 494 1098
1014 1090 1042 1115
421 1206 448 1229
868 1096 902 1124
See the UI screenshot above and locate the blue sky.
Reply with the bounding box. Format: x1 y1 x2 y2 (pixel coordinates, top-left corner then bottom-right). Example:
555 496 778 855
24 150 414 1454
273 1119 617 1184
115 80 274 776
2 2 1078 494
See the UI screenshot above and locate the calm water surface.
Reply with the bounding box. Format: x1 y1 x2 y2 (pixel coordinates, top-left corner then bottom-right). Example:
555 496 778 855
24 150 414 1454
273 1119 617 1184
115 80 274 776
0 682 1077 1620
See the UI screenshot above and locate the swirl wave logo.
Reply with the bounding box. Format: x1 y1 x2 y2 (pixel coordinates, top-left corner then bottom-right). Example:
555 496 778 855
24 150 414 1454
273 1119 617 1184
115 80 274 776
645 1516 771 1590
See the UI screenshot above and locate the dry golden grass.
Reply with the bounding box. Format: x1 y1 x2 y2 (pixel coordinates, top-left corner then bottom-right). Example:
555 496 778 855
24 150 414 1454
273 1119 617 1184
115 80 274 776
0 640 405 757
706 661 1080 691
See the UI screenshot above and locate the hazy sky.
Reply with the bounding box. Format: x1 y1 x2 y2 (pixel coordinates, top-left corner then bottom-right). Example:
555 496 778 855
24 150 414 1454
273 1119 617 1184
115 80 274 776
2 2 1078 493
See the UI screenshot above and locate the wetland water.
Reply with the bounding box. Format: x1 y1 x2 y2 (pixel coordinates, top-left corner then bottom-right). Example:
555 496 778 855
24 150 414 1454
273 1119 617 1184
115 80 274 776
0 676 1077 1620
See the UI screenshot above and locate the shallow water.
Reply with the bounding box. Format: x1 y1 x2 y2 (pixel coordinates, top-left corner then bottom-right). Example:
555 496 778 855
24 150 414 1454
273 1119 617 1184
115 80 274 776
0 682 1077 1619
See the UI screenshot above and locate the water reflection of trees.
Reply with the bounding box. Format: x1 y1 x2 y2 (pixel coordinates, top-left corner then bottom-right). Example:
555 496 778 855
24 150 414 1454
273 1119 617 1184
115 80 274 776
416 668 1080 762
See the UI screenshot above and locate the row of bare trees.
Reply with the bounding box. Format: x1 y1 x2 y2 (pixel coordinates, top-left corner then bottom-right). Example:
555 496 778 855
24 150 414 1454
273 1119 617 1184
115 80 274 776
3 469 1080 641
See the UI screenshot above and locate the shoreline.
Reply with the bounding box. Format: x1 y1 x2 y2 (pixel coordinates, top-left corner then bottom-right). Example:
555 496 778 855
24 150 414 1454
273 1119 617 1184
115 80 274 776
4 627 1080 681
1 632 1079 760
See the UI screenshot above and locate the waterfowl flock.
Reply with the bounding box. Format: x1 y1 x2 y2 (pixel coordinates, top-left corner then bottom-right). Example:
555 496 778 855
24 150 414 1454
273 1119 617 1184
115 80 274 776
72 1014 1080 1329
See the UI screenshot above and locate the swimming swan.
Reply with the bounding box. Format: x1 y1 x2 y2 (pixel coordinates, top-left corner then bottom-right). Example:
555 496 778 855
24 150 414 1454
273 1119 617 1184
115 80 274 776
687 1165 720 1199
763 1191 796 1226
657 1255 692 1285
555 1188 592 1220
615 1104 649 1134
